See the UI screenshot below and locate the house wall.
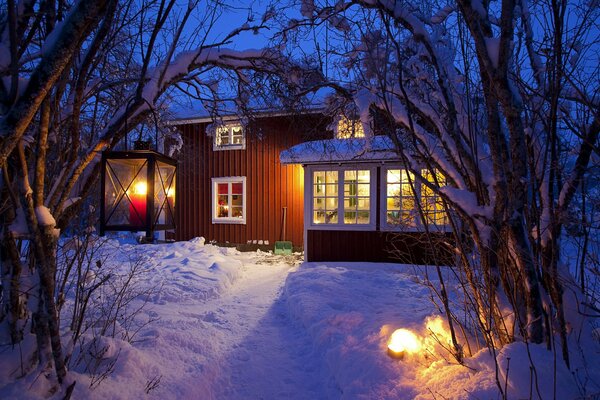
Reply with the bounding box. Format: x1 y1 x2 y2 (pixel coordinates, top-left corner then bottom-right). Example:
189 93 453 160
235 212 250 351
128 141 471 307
303 163 455 265
306 230 454 264
174 114 328 248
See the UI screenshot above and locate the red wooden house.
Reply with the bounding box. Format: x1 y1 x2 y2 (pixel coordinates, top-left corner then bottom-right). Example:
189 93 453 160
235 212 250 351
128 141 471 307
170 111 329 250
171 111 453 264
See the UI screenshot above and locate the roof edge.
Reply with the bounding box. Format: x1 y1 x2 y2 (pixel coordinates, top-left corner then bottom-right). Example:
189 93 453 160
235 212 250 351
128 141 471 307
167 108 325 126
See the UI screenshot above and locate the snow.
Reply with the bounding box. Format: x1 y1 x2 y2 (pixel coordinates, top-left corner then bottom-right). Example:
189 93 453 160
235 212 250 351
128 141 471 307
35 206 56 227
1 238 599 399
280 136 398 164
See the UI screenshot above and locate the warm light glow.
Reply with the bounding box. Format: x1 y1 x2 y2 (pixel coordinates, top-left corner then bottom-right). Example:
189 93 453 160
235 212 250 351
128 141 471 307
336 116 365 139
133 181 147 195
166 187 175 198
388 329 421 358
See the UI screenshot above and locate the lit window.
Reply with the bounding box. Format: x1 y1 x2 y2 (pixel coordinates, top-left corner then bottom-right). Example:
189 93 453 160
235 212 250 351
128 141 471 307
313 171 339 224
384 168 447 229
386 169 416 227
312 168 372 226
212 177 246 224
214 124 245 150
421 169 447 226
343 170 370 224
336 117 365 139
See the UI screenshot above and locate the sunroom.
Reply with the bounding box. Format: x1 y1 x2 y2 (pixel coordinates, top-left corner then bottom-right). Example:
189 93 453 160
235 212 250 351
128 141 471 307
280 136 454 264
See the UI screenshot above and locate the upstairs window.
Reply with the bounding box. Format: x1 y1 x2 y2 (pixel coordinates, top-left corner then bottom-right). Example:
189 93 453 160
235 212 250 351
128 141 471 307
214 123 245 150
336 116 365 139
212 177 246 224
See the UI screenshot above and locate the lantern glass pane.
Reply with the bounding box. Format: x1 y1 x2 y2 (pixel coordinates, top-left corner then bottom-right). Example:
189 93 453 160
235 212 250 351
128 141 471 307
155 161 176 228
104 158 148 226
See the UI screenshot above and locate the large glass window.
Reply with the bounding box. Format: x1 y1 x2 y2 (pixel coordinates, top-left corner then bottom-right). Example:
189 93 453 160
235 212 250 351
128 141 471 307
384 168 447 228
421 169 447 225
312 168 372 226
212 177 246 223
313 171 338 224
343 170 370 224
214 124 245 150
386 169 416 226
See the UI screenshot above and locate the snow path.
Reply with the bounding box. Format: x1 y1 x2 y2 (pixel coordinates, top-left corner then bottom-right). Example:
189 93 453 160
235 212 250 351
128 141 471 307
142 253 329 399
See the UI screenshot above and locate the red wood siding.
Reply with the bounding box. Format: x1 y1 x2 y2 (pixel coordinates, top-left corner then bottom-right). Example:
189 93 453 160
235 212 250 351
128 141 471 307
175 115 327 247
306 230 454 265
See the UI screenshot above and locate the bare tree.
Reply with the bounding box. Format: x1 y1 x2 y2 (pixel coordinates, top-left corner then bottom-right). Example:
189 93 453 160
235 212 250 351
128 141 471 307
288 0 599 371
0 0 303 395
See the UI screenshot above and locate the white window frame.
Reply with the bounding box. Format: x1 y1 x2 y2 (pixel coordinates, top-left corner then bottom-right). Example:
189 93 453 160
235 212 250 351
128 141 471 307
305 164 377 231
212 176 247 224
380 166 449 232
213 123 246 151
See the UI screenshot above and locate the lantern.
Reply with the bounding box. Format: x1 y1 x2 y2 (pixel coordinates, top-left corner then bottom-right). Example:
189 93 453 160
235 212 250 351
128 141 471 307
100 150 176 241
387 328 421 359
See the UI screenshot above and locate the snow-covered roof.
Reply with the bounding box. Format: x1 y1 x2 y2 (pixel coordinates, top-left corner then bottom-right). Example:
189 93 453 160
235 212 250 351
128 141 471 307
280 136 399 164
168 107 325 126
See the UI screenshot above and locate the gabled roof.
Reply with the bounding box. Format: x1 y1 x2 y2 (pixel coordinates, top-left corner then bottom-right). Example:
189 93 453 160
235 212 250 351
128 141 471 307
280 136 399 164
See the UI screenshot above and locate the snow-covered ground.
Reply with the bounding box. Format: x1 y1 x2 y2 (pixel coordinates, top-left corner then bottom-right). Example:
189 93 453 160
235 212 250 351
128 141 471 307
2 238 599 399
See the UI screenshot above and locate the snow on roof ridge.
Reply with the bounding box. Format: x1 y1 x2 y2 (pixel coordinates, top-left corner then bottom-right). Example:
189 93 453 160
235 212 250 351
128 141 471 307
280 135 399 164
167 106 325 126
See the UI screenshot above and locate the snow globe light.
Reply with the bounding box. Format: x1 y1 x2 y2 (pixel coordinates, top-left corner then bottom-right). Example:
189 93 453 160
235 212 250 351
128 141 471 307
387 328 421 359
100 149 177 242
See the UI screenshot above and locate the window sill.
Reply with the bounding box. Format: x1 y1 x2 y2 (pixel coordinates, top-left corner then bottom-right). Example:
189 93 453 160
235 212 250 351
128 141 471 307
212 218 246 225
213 144 246 151
307 223 376 231
380 224 450 233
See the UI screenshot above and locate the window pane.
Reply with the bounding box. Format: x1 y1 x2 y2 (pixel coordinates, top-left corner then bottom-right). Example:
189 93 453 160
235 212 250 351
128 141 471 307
344 183 357 196
325 211 338 224
357 183 369 196
313 211 325 224
387 211 399 224
357 170 370 182
231 126 243 144
326 197 338 209
344 211 357 224
218 183 229 195
218 206 228 217
314 171 325 184
387 183 400 197
325 184 338 196
231 195 243 206
217 194 228 206
357 198 370 210
314 183 325 195
314 198 324 210
231 206 243 218
357 211 369 224
386 169 416 227
232 182 243 194
219 132 230 145
344 170 356 181
387 197 400 210
402 198 415 210
326 171 338 184
388 169 401 184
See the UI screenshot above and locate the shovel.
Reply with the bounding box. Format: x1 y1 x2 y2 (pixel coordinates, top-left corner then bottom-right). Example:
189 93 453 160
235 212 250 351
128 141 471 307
274 207 293 255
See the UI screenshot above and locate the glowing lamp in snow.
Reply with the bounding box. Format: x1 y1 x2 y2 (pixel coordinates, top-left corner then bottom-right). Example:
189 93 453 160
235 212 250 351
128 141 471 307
100 150 176 241
387 329 421 359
